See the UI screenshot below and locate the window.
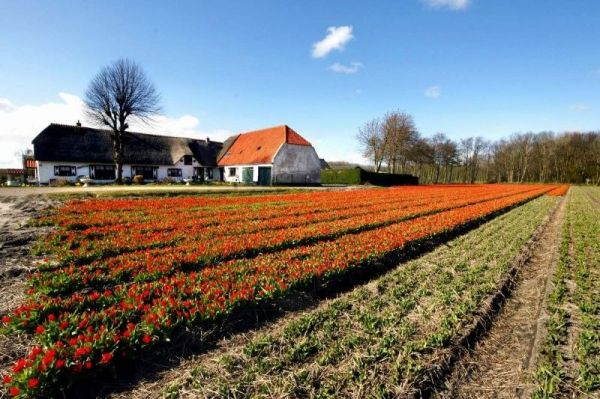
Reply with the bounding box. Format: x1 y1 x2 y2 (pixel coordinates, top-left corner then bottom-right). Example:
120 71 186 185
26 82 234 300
90 165 115 180
132 166 157 180
207 168 213 179
167 168 182 177
228 167 237 177
183 155 193 165
54 165 76 177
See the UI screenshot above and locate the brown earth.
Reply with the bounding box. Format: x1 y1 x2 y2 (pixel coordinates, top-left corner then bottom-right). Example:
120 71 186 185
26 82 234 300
434 196 566 399
0 184 338 199
0 195 58 376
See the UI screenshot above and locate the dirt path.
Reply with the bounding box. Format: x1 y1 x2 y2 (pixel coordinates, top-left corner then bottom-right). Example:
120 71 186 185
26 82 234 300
0 184 338 198
0 195 57 375
435 196 566 399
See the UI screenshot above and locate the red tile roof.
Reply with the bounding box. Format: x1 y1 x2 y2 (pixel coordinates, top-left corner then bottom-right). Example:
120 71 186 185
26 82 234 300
218 125 311 166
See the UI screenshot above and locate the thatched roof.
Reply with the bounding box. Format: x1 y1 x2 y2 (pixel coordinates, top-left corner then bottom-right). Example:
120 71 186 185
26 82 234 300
32 124 222 166
217 134 240 161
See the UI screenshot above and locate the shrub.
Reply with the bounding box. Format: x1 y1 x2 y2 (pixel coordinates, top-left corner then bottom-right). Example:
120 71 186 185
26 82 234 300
132 175 145 185
320 168 362 185
160 177 177 185
320 168 418 186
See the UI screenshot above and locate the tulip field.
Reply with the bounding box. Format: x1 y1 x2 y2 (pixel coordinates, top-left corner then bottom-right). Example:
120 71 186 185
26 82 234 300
0 184 570 396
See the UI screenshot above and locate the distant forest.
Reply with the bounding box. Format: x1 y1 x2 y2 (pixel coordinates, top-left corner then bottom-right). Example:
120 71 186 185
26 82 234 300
356 111 600 185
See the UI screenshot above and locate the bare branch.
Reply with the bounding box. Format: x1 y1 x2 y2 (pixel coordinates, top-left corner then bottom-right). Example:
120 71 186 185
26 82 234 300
84 58 162 183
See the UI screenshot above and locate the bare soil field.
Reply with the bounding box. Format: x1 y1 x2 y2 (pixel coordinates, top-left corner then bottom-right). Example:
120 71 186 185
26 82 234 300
0 195 58 379
0 184 328 199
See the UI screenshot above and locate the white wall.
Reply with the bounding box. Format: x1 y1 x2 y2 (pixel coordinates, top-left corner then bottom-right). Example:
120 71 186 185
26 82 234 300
36 160 221 184
221 144 321 185
37 161 94 184
222 164 272 183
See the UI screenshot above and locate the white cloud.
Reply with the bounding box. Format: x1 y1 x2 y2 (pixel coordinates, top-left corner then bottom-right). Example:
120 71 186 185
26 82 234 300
424 86 441 98
311 26 354 58
0 93 86 168
0 98 14 111
569 103 591 112
421 0 470 10
0 93 231 167
329 62 363 74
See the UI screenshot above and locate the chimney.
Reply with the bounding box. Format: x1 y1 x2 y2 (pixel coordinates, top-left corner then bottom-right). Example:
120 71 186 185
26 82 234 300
206 137 210 143
76 120 82 127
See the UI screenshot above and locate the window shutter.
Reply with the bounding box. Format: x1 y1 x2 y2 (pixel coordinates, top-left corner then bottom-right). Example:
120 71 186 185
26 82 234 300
54 166 59 176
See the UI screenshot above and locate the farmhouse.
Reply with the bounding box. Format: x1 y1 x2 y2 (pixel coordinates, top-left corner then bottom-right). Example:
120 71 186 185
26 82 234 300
217 125 321 185
31 123 321 185
32 123 222 184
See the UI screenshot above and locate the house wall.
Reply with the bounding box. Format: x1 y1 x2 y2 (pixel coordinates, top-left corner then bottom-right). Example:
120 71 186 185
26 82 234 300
272 143 321 184
37 162 93 184
221 144 321 185
36 161 221 184
168 157 201 180
222 164 272 183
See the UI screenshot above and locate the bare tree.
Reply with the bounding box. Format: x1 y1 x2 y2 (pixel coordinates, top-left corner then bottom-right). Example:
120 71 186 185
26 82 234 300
356 110 600 184
357 118 386 172
84 58 161 183
382 111 417 173
430 133 457 184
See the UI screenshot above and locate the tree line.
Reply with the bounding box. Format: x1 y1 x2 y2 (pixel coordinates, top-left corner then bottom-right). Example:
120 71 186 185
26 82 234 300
357 111 600 185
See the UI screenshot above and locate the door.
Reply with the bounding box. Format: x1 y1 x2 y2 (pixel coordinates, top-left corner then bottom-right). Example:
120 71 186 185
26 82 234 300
257 166 272 186
242 167 254 183
194 167 204 182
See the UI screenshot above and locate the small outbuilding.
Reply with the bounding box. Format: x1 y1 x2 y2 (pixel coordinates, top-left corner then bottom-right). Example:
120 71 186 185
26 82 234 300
0 169 24 186
217 125 321 185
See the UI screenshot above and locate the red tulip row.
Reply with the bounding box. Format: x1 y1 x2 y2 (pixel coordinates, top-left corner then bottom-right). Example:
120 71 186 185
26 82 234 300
44 186 420 228
1 186 553 397
36 186 466 264
31 185 544 296
46 184 520 231
547 185 570 196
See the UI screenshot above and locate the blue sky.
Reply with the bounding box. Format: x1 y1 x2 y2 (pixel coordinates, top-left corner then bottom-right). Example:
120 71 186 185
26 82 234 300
1 0 599 166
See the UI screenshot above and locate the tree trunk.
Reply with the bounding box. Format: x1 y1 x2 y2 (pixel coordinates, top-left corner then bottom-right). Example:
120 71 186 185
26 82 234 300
114 128 125 184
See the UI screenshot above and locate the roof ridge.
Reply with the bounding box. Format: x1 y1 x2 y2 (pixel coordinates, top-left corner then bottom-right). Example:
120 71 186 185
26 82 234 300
47 123 222 144
239 124 287 136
